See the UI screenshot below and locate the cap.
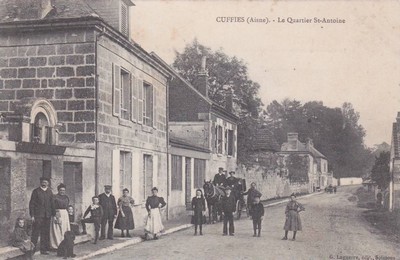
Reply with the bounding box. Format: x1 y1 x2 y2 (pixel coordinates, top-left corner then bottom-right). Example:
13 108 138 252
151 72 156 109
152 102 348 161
218 167 224 171
40 177 50 182
104 185 112 189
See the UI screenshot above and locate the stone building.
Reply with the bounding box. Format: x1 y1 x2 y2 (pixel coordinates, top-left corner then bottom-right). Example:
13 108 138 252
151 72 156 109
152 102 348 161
279 133 329 193
389 112 400 211
151 54 238 218
0 0 171 237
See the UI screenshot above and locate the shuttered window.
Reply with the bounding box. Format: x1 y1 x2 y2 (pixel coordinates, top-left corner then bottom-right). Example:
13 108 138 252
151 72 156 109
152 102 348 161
216 125 223 154
227 130 234 156
113 64 121 117
143 82 153 127
194 159 206 189
137 79 144 124
131 74 137 122
171 155 183 191
120 69 130 120
120 2 129 37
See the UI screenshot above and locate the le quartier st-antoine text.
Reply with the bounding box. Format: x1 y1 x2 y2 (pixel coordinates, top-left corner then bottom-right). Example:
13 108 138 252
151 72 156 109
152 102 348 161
215 16 346 24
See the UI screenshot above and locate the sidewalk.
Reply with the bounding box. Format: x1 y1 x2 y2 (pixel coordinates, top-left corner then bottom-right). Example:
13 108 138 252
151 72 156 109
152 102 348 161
1 191 323 260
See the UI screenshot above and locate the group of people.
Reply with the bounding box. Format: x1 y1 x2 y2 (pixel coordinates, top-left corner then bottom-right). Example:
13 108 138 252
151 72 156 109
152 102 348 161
10 177 167 259
193 168 305 240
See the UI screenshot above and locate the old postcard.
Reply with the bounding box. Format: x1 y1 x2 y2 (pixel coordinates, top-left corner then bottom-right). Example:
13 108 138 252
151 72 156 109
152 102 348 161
0 0 399 259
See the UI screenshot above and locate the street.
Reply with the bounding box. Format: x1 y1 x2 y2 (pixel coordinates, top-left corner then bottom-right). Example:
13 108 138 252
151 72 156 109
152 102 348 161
93 186 399 260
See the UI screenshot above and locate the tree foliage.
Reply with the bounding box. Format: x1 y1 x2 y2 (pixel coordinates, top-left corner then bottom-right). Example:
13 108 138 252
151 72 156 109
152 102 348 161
265 99 374 178
371 151 391 189
172 39 264 165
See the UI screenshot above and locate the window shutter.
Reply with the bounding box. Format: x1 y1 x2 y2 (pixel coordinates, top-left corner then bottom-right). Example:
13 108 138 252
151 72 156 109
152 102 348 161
137 79 144 124
152 86 157 129
233 130 236 157
113 64 121 117
112 149 120 198
131 74 137 122
211 123 216 153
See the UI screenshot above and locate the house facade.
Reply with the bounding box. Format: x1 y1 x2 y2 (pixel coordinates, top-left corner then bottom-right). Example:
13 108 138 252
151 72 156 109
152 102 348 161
389 112 400 211
279 133 329 193
0 0 171 238
152 54 238 218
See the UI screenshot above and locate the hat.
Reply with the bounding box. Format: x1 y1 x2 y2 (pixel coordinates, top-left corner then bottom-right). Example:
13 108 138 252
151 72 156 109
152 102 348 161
40 177 50 182
290 193 296 198
218 167 224 171
229 171 235 175
104 185 112 189
152 187 158 192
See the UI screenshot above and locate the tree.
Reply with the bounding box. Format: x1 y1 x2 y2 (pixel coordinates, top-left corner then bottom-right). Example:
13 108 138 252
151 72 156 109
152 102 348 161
371 151 391 189
172 39 265 166
265 99 374 178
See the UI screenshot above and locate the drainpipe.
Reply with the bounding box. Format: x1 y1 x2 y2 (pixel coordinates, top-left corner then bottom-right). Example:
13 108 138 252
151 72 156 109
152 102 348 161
389 158 394 212
166 80 170 220
94 27 106 195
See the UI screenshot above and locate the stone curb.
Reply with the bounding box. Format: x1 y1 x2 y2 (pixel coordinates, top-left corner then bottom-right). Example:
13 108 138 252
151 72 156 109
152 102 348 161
74 224 193 260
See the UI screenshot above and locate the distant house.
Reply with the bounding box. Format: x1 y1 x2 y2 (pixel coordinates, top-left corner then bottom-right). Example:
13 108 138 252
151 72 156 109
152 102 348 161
0 0 172 237
389 112 400 211
338 178 363 186
151 54 239 218
279 133 329 193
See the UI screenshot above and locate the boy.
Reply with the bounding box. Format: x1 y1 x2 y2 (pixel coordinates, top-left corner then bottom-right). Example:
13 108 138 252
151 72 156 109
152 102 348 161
81 196 103 244
249 196 264 237
221 187 236 236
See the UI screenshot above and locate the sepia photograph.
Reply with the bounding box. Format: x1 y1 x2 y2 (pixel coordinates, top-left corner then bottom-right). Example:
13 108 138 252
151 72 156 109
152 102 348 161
0 0 399 259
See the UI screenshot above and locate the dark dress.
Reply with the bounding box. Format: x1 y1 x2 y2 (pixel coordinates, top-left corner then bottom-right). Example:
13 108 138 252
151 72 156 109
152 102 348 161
10 225 34 253
191 197 206 225
114 196 135 230
283 201 305 231
226 176 237 188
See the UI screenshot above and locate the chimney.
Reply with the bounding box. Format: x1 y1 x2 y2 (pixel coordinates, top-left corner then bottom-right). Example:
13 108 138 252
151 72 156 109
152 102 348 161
225 88 233 112
287 133 299 151
306 138 314 149
397 112 400 123
192 55 208 97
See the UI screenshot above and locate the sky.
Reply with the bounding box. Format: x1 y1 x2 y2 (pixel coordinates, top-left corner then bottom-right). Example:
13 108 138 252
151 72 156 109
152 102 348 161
130 0 400 147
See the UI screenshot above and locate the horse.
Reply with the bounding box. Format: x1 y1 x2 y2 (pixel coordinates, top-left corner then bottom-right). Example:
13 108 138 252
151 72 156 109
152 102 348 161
203 180 226 224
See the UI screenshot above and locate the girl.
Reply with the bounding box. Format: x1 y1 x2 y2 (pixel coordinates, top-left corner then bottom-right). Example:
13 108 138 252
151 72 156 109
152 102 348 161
10 218 35 260
282 193 305 241
191 189 206 236
115 188 135 237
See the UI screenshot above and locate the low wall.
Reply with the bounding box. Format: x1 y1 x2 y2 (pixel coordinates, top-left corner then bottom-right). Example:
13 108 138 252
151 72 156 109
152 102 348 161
236 164 309 200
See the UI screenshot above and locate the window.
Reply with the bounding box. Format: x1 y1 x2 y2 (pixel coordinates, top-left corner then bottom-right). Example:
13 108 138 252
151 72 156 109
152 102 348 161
143 82 153 127
120 70 130 120
227 130 234 156
142 154 153 200
120 1 129 37
194 159 206 189
216 125 223 154
171 155 183 190
120 151 132 192
31 112 52 144
63 162 83 218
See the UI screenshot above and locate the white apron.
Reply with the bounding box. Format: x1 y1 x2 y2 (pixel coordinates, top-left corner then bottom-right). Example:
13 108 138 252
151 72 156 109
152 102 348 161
144 208 164 235
50 209 71 249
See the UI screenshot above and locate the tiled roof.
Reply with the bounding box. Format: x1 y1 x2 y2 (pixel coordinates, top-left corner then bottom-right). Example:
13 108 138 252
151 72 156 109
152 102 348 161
253 128 280 152
0 0 99 22
281 137 327 159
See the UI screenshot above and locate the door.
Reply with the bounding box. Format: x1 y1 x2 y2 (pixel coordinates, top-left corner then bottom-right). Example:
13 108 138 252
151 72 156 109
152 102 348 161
0 158 11 220
63 162 83 218
185 157 192 208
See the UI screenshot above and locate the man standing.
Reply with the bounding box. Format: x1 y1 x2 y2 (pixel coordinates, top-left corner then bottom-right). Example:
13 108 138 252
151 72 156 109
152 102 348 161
98 185 117 240
29 177 55 255
213 167 226 187
221 187 236 236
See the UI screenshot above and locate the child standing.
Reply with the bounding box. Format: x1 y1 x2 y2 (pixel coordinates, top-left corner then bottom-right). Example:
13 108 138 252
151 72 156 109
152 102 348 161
249 196 264 237
67 205 80 235
81 196 103 244
10 218 35 260
191 189 206 236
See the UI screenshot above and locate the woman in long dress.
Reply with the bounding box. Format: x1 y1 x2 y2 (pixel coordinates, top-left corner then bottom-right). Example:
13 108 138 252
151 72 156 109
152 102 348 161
145 187 166 240
282 193 305 241
191 189 206 236
50 183 71 249
115 188 135 237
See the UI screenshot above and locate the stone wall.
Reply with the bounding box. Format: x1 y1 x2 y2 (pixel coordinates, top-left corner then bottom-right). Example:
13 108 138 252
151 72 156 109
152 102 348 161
0 28 96 148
